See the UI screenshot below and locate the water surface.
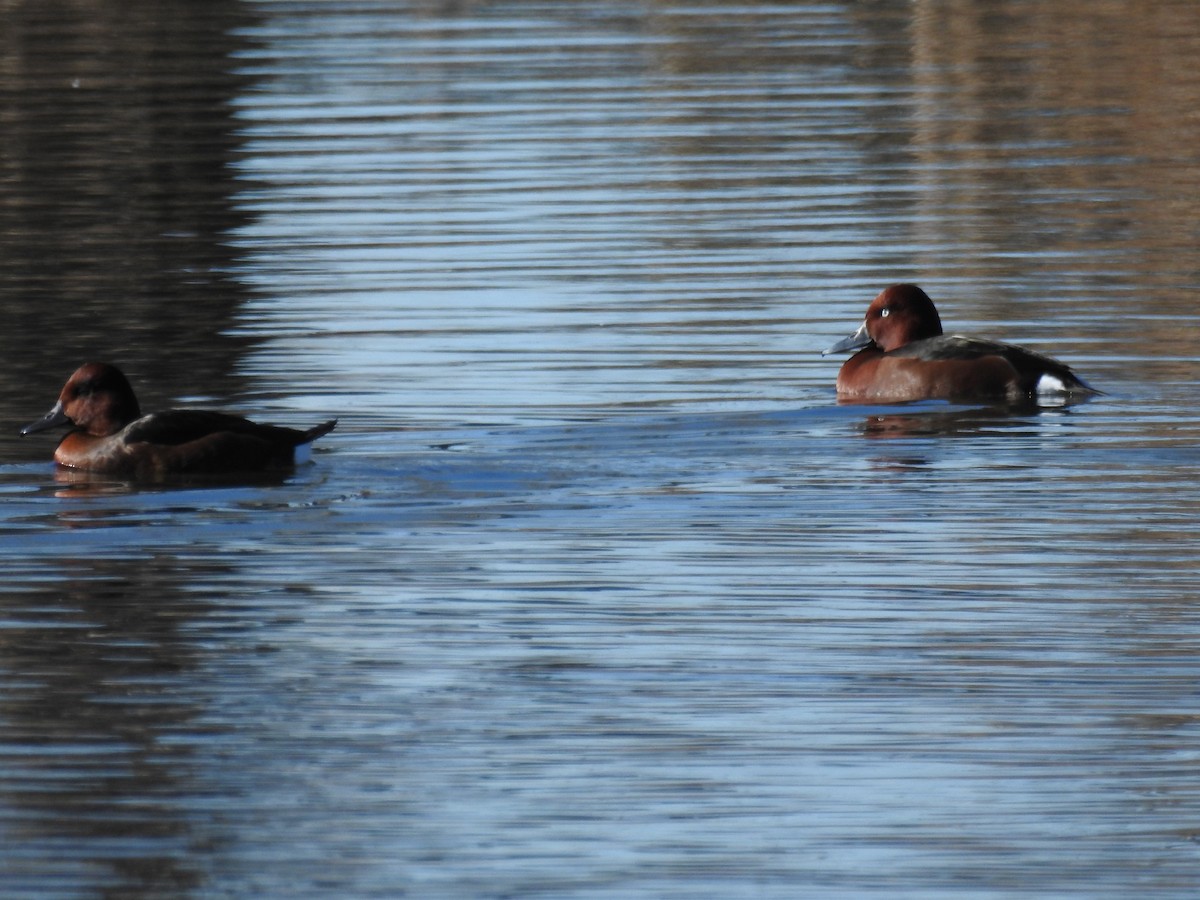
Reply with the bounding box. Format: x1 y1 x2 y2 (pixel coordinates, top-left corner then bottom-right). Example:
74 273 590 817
2 1 1200 897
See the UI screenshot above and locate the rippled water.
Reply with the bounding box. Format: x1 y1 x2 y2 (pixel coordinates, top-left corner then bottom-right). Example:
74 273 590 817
3 1 1200 897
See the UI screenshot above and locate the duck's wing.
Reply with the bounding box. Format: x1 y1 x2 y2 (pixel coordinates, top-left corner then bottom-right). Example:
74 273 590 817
121 410 326 447
894 335 1099 394
117 411 337 473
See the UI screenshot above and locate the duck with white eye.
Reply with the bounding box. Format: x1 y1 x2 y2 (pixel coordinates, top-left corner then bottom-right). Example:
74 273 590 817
823 284 1099 404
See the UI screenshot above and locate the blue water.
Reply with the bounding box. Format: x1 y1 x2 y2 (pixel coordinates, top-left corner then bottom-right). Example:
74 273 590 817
3 1 1200 897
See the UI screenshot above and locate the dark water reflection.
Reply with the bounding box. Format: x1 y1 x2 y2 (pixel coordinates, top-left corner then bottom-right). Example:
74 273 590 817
0 0 263 414
4 1 1200 897
2 560 210 894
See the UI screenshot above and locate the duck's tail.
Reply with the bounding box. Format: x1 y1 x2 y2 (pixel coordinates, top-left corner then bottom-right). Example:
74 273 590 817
301 419 338 444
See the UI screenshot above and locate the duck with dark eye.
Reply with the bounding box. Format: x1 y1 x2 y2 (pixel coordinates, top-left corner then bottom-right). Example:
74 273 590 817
22 362 337 478
823 284 1099 403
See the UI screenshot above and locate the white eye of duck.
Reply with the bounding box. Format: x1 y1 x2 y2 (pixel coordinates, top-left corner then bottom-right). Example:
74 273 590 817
880 308 890 318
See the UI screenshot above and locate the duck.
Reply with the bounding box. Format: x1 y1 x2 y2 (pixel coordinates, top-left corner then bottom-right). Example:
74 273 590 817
823 284 1098 403
22 362 336 477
